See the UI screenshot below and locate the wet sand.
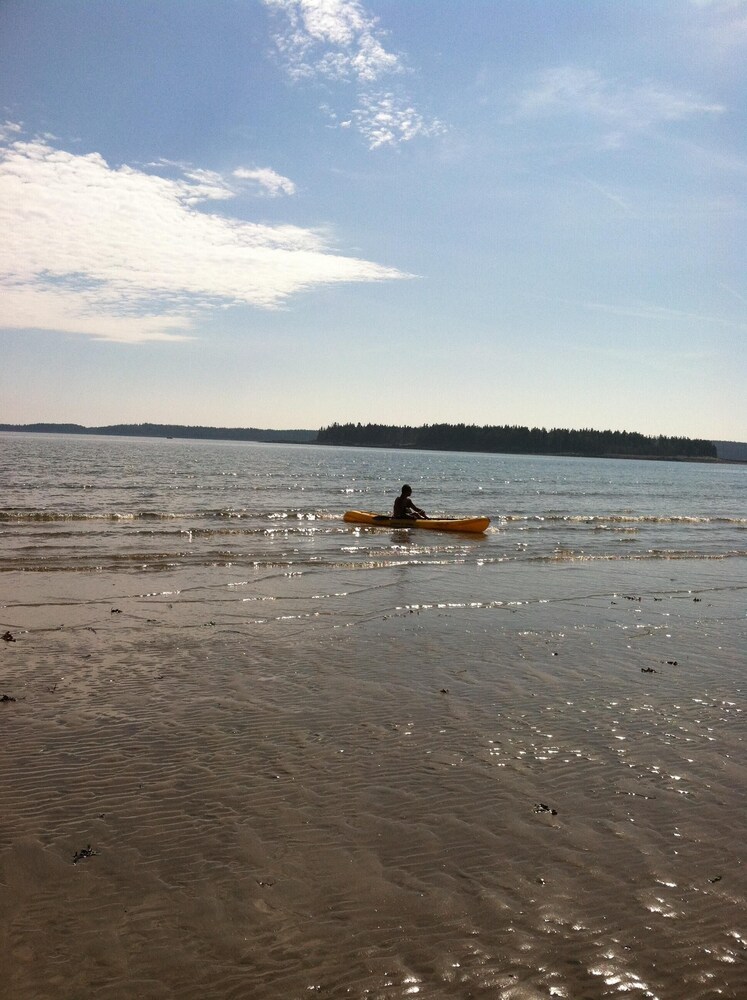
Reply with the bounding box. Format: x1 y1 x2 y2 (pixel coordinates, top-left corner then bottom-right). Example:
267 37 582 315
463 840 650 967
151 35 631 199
1 560 745 999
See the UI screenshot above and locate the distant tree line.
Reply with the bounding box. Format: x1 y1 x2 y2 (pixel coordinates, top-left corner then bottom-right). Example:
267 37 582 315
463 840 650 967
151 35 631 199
316 422 717 459
2 422 724 459
712 440 747 462
0 423 316 444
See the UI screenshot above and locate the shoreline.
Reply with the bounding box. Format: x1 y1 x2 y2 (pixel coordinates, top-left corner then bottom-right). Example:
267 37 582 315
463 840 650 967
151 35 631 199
3 427 743 464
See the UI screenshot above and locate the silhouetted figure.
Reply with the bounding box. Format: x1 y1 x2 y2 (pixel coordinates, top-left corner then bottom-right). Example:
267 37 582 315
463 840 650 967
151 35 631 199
393 484 427 520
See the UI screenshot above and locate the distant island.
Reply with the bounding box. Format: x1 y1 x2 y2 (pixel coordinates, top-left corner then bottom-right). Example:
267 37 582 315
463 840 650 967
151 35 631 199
317 422 718 460
2 421 742 461
712 440 747 462
0 422 316 444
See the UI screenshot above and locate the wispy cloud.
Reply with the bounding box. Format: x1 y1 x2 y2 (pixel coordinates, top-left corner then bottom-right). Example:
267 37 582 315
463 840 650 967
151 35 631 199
582 299 746 331
263 0 400 83
718 282 747 306
689 0 747 51
0 129 408 343
350 92 446 150
0 120 22 141
690 0 747 6
262 0 445 149
575 175 638 216
232 166 297 196
516 66 724 143
146 160 298 198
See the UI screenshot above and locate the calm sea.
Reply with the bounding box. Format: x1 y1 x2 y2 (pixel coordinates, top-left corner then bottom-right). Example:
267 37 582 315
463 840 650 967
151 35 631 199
0 432 744 574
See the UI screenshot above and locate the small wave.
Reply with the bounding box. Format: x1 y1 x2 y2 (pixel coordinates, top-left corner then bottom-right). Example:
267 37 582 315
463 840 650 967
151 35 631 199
0 508 345 524
3 508 744 527
529 550 747 563
503 514 747 525
0 510 189 523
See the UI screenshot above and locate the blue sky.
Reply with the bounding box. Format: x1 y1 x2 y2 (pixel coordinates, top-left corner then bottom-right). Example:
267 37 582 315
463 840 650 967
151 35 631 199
1 0 744 439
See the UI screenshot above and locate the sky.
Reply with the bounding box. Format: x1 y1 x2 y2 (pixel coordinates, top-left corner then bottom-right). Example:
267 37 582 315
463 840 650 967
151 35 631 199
0 0 745 439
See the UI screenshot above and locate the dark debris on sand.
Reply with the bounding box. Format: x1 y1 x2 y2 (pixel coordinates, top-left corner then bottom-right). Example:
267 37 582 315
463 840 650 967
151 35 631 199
534 803 558 816
72 845 99 864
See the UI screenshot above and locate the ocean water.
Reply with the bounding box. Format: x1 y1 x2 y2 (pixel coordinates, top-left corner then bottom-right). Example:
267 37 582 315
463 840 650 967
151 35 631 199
1 433 745 1000
1 432 745 573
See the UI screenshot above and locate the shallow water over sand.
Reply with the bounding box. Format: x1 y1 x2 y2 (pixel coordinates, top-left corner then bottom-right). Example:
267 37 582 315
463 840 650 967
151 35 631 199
1 436 745 998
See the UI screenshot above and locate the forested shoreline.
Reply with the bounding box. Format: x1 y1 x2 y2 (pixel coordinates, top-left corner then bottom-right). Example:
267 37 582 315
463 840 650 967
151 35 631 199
317 422 718 459
0 423 316 444
0 421 728 459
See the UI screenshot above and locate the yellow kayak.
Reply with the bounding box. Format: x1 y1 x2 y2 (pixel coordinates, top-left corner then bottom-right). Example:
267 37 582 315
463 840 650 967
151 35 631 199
343 510 490 533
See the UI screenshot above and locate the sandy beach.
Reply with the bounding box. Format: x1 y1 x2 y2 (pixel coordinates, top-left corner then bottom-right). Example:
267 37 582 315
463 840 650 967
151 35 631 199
1 557 744 1000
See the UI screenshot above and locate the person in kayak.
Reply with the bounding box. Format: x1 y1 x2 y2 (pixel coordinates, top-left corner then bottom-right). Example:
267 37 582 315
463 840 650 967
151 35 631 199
393 484 428 520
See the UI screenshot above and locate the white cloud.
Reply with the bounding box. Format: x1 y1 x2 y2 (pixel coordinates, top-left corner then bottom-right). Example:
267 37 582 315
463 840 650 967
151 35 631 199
2 282 195 343
353 93 447 150
262 0 444 148
176 166 237 203
0 120 23 142
0 131 409 344
516 67 724 136
263 0 400 82
233 166 297 196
